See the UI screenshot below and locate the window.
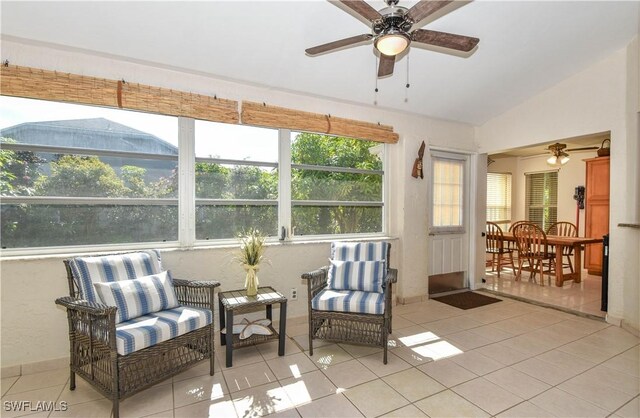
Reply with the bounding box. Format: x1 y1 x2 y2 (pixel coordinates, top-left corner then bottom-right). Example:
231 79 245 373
487 172 512 229
0 96 387 251
430 156 465 233
525 171 558 231
0 96 178 249
290 132 384 236
194 121 278 240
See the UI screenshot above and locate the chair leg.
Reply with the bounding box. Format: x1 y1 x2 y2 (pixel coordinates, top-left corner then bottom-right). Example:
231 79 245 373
567 254 574 273
308 321 314 357
112 399 119 418
69 370 76 390
515 258 523 281
509 251 516 275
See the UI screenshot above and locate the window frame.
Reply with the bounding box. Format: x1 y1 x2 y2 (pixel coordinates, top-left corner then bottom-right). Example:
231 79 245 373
288 131 386 239
486 172 512 229
524 170 558 231
0 101 388 255
428 151 469 235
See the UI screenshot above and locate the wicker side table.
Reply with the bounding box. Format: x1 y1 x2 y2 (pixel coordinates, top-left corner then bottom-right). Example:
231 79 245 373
218 286 287 367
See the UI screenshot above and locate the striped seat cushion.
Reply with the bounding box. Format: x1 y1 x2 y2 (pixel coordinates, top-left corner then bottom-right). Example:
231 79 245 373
311 289 385 315
93 271 179 323
115 306 212 356
327 259 385 293
68 250 163 302
331 241 389 262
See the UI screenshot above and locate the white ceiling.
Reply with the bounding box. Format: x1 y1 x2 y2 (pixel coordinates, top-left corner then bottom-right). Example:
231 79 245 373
1 1 638 125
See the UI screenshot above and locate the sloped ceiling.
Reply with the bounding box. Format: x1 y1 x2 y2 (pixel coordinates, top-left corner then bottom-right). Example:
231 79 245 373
1 1 638 125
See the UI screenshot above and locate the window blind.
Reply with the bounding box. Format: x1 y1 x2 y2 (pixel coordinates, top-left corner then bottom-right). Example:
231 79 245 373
525 171 558 231
241 101 399 144
487 172 512 227
0 64 239 124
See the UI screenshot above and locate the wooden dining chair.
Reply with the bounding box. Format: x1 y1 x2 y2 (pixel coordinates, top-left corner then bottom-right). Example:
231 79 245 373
547 221 578 273
486 222 516 277
507 221 533 262
512 223 555 286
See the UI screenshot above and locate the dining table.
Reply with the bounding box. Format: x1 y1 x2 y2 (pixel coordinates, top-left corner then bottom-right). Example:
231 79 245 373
500 232 603 287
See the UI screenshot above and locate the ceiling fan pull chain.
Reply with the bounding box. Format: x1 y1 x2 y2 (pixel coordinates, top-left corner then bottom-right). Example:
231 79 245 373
374 54 379 105
405 54 410 103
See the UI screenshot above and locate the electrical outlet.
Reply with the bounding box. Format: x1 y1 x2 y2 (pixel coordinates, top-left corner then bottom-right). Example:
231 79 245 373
290 288 298 300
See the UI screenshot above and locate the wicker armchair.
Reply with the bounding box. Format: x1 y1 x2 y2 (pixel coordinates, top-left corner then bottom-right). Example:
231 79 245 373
55 250 220 418
302 242 397 364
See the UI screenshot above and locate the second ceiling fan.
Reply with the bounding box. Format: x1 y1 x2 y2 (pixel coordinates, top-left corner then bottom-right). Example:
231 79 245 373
305 0 480 77
545 142 599 166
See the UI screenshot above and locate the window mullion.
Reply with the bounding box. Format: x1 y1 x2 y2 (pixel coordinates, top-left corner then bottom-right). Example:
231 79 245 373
178 117 196 247
278 129 292 240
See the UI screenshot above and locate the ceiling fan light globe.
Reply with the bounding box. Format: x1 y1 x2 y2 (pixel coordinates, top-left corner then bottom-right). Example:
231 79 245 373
547 155 558 165
375 32 410 56
560 155 570 165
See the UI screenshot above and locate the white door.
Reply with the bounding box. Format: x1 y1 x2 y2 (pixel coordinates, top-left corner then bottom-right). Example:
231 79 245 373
427 150 470 294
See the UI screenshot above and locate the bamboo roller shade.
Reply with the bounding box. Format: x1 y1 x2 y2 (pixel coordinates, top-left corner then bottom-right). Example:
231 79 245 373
0 64 239 124
241 101 399 144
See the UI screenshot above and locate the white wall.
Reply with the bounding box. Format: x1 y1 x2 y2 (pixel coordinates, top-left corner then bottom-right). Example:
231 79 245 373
0 39 476 368
478 40 640 332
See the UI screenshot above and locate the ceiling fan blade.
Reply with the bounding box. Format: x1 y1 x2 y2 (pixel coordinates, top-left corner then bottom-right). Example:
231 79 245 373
305 34 373 56
412 29 479 52
378 54 395 77
330 0 382 23
565 146 599 151
407 0 455 24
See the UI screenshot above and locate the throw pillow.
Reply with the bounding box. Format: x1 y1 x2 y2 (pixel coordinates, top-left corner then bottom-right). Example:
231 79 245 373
93 270 179 323
327 259 385 293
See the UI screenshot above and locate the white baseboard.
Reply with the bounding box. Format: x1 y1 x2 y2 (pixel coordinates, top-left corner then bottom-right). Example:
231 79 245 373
606 314 623 327
1 357 69 378
621 320 640 337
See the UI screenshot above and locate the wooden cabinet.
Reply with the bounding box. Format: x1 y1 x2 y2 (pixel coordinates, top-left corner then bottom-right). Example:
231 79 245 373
584 156 609 275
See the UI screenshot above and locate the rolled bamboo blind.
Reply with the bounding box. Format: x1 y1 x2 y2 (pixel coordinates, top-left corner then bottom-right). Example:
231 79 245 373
0 64 239 124
241 101 399 144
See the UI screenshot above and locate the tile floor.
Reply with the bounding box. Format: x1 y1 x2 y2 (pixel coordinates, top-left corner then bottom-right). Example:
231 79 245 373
2 296 638 418
483 265 605 318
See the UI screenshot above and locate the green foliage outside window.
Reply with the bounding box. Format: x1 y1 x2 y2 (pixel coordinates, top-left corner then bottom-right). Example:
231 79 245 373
0 131 383 248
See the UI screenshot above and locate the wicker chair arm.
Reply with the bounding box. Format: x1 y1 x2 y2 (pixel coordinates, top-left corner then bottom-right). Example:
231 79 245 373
385 268 398 284
172 279 220 311
301 267 328 281
55 296 116 317
172 278 221 289
55 296 116 349
302 267 329 300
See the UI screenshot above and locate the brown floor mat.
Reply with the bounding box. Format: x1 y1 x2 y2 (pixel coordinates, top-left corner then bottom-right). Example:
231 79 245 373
432 291 502 310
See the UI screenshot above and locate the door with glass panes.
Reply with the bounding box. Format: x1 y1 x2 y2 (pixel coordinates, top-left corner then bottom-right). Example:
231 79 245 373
427 151 470 295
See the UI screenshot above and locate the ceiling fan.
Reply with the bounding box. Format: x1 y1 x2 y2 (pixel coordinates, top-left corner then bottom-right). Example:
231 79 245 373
305 0 480 78
546 143 599 166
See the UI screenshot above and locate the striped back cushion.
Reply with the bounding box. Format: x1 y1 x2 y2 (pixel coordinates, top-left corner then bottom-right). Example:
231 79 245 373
327 259 385 293
68 250 162 302
331 242 389 263
93 271 179 323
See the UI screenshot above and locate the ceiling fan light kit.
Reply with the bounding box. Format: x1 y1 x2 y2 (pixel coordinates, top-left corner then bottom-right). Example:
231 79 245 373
545 142 599 166
375 30 410 56
306 0 479 78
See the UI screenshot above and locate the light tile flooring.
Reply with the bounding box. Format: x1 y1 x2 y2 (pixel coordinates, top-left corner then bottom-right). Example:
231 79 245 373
2 296 639 417
483 265 605 318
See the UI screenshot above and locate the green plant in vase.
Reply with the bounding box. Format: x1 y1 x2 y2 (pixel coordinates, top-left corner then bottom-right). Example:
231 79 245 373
236 228 266 296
